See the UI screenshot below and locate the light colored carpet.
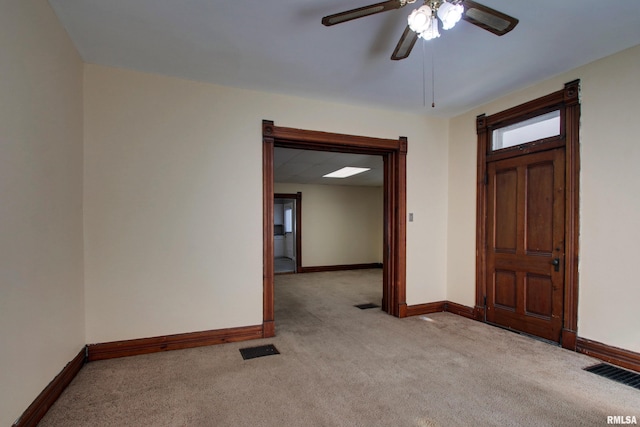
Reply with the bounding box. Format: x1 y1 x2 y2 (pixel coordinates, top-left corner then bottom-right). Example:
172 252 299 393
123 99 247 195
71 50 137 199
39 269 640 426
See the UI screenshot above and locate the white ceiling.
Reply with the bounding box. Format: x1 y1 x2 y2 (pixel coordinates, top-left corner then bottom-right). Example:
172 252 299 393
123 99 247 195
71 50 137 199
274 148 383 186
48 0 640 187
48 0 640 117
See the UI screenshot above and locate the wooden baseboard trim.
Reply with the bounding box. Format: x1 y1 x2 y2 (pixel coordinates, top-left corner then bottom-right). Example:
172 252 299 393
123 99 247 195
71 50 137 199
576 337 640 373
404 300 478 319
263 321 275 338
13 347 86 427
405 301 446 317
298 263 383 273
445 301 476 319
398 303 408 318
561 329 577 351
87 324 264 362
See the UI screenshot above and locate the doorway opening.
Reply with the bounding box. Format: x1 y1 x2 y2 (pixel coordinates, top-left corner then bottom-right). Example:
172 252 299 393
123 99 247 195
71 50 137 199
274 193 301 274
262 120 408 337
475 80 581 349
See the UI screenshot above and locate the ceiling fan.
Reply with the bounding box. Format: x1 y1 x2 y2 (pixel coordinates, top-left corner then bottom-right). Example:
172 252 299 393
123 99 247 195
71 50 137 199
322 0 519 60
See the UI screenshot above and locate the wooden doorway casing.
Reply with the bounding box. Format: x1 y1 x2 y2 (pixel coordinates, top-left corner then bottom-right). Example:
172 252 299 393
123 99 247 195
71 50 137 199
475 80 581 350
263 120 408 337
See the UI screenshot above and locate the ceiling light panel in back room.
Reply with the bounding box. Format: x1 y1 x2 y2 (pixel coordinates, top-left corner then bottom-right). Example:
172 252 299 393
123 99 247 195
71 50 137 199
273 148 383 187
323 167 371 179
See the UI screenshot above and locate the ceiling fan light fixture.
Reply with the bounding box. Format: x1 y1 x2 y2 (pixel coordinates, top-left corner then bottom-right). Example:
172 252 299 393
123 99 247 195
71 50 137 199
420 15 440 40
437 1 464 30
408 5 432 33
323 0 520 61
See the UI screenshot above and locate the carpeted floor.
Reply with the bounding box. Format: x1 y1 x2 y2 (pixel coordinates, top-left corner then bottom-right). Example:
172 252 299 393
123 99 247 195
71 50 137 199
39 269 640 426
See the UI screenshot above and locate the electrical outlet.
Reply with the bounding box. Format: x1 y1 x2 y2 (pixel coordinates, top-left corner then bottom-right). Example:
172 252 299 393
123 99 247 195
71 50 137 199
409 213 414 222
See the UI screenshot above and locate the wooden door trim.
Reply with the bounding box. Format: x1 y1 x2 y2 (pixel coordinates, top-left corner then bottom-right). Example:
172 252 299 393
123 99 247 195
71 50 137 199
263 120 407 337
274 192 302 273
475 80 580 349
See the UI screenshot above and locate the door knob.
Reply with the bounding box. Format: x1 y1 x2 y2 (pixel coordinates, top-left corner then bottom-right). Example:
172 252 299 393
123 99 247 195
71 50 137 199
551 258 560 272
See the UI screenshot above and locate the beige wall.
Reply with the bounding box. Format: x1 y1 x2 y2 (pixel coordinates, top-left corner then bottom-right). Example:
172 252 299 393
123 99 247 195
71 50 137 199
3 6 638 419
447 44 640 353
0 1 85 425
274 183 383 266
4 4 638 419
83 64 450 343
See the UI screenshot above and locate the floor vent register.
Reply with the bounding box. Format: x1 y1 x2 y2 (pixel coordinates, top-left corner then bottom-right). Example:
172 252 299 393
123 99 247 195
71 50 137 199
239 344 280 360
584 363 640 391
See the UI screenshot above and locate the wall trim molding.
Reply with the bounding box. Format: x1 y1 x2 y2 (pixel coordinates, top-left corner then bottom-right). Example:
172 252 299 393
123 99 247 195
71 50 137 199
262 321 275 339
405 301 447 317
475 80 581 349
561 329 577 351
87 324 264 362
445 301 476 320
577 337 640 373
404 301 476 319
13 347 86 427
298 263 383 274
263 120 407 324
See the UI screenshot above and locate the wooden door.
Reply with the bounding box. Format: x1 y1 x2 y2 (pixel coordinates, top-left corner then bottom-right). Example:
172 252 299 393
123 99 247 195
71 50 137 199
486 148 565 342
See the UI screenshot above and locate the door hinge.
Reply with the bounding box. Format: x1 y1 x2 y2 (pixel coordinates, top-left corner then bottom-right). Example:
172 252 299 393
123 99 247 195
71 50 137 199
484 296 487 306
484 173 489 185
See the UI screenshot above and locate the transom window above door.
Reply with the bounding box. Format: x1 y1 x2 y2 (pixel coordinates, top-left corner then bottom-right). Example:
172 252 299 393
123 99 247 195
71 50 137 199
492 110 561 151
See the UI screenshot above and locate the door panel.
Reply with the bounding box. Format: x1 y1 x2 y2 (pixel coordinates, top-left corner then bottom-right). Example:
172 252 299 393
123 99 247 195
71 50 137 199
525 274 553 318
486 148 565 342
495 270 516 309
526 162 554 253
494 168 518 252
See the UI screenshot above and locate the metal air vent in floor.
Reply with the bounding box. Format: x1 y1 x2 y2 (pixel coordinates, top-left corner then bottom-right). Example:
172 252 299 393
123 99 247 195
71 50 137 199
239 344 280 360
354 303 380 310
584 363 640 390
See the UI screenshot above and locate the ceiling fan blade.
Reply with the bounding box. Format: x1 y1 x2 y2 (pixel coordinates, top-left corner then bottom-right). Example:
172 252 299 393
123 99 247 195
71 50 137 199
322 0 405 26
391 25 419 60
461 0 519 36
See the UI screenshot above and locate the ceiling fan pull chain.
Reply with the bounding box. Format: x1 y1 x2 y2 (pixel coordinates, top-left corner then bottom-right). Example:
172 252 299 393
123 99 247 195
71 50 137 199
431 39 436 108
421 32 436 108
422 38 426 107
